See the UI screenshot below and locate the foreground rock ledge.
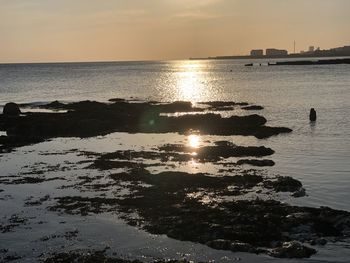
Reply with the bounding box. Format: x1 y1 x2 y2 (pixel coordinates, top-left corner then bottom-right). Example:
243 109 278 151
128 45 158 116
47 167 350 259
0 99 292 150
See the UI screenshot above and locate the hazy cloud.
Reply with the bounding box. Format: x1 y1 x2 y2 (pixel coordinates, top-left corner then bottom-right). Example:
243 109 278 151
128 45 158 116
0 0 349 62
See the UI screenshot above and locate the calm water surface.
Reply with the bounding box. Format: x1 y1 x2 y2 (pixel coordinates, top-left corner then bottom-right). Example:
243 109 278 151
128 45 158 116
0 59 350 262
1 59 349 209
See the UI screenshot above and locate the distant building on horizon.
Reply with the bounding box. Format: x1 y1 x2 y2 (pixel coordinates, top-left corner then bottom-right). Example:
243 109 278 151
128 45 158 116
250 49 264 57
266 48 288 57
191 43 350 60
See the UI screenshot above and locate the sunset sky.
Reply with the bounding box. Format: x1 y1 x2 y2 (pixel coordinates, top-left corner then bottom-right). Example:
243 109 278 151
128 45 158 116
1 0 350 63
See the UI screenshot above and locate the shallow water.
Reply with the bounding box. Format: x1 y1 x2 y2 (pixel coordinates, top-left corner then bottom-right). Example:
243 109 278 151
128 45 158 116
1 134 350 263
1 59 349 210
1 59 350 261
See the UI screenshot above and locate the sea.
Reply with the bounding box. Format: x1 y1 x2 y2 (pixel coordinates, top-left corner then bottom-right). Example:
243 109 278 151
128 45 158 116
0 58 350 262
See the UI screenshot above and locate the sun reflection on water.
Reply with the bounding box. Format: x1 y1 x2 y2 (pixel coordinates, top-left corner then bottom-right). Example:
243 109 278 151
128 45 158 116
175 61 210 103
155 60 222 103
185 134 201 172
188 134 201 149
187 158 200 173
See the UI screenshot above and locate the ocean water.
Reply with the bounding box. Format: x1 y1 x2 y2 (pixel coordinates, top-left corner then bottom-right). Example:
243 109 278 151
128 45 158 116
1 59 349 209
1 59 350 262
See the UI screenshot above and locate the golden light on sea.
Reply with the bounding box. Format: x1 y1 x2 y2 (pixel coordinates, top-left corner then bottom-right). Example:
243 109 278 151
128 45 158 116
156 60 221 103
176 61 206 102
188 134 201 149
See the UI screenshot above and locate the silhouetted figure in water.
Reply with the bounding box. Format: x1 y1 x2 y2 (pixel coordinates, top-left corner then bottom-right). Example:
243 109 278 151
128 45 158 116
309 108 317 121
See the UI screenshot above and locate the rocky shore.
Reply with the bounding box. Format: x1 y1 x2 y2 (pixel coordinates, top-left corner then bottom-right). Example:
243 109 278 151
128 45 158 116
1 99 350 262
0 99 291 152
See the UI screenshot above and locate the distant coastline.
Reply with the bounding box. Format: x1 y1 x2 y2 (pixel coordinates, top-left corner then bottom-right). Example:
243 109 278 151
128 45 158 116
190 53 350 60
190 44 350 60
245 58 350 67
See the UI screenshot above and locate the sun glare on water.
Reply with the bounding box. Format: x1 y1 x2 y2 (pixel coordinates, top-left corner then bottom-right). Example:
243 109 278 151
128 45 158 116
188 134 201 149
176 61 207 103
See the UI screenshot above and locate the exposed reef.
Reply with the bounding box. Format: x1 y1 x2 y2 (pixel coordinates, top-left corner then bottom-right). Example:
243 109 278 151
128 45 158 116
47 166 350 259
87 144 276 170
3 98 348 260
158 142 274 161
0 99 291 151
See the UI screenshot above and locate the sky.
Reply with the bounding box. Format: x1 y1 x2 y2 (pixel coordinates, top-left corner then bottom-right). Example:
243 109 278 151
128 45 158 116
1 0 350 63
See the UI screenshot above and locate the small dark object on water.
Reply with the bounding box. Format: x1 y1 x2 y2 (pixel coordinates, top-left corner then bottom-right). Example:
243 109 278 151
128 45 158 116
3 102 21 116
309 108 317 121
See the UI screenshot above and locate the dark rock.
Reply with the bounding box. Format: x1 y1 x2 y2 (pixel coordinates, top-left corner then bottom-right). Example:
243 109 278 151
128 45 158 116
42 100 65 109
253 126 292 139
268 241 316 258
206 239 232 250
200 101 249 107
264 176 303 193
158 144 275 161
0 100 292 150
309 108 317 121
292 188 306 198
237 159 275 167
3 102 21 116
230 241 258 253
48 163 350 259
242 105 264 111
108 98 126 102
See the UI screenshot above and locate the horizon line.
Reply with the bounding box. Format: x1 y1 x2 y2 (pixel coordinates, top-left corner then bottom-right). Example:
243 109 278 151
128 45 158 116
0 58 191 65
